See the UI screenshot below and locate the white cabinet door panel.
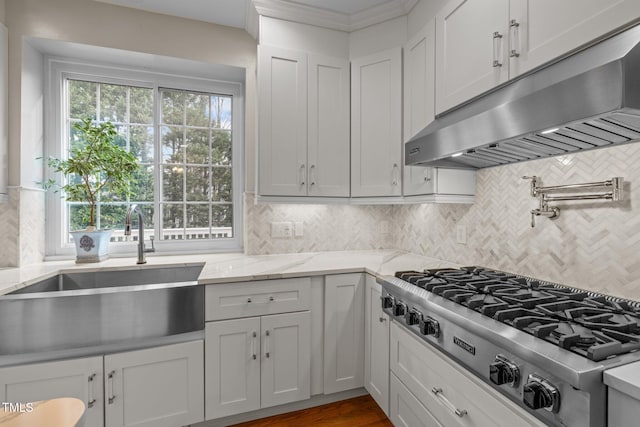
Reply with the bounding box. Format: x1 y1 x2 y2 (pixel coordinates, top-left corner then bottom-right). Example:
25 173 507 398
261 311 311 408
510 0 640 77
390 373 442 427
324 273 365 394
258 45 308 196
364 275 389 414
0 357 104 427
205 318 261 419
351 48 402 197
308 54 350 197
435 0 509 114
105 341 204 427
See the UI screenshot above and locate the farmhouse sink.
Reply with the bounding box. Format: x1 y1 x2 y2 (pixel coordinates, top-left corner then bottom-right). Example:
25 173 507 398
0 265 205 355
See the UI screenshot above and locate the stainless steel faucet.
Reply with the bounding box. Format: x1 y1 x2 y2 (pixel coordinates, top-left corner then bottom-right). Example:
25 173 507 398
125 204 155 264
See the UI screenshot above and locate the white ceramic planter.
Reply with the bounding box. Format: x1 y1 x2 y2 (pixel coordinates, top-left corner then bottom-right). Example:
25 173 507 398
70 229 112 263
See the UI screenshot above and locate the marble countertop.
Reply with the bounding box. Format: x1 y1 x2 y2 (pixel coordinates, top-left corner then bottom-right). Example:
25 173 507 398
0 250 460 295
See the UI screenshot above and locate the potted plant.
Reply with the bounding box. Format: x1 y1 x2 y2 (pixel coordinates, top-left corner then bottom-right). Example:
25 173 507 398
46 118 139 263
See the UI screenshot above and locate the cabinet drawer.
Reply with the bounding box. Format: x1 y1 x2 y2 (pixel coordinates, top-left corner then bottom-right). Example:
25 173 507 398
390 322 544 427
390 372 442 427
206 278 311 321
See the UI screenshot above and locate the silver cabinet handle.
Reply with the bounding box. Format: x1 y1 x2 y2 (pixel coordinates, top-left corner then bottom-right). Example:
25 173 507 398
431 387 467 418
299 164 306 186
509 19 520 58
107 370 116 404
309 164 316 186
265 330 270 358
392 163 399 186
251 331 257 360
247 297 252 303
493 31 503 67
424 168 432 183
87 373 97 408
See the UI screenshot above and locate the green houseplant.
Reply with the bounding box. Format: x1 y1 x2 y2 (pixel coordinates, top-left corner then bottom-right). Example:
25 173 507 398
46 118 139 263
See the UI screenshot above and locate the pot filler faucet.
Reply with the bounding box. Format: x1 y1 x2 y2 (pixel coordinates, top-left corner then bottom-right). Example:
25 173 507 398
125 204 155 264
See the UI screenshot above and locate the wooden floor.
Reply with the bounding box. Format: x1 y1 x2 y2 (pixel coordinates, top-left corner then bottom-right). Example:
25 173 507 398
230 395 393 427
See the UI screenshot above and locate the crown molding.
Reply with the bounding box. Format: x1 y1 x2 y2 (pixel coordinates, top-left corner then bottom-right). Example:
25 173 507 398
245 0 260 39
250 0 418 32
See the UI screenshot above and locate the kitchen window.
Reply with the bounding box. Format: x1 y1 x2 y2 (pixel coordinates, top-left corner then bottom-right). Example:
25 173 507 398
46 59 244 257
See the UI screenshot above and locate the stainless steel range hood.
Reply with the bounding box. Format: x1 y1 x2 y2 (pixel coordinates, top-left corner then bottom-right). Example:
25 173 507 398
406 24 640 169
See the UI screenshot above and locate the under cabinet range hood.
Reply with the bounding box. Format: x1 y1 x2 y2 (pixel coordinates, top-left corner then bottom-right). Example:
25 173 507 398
406 24 640 169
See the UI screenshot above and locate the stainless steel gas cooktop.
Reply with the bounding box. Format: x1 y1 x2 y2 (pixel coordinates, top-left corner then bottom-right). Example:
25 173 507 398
378 267 640 427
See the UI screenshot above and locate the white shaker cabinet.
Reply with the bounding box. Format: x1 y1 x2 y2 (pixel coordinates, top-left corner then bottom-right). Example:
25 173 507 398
351 48 402 197
0 356 104 427
258 46 350 198
104 341 204 427
258 45 308 196
324 273 365 393
205 312 311 419
0 24 7 197
404 167 476 197
436 0 640 114
435 0 509 114
509 0 640 77
364 275 390 415
390 373 442 427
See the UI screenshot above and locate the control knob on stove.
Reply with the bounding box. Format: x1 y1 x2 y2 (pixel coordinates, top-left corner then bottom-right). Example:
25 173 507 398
489 355 520 387
405 309 421 326
522 374 560 413
381 294 394 309
393 301 407 317
419 316 440 338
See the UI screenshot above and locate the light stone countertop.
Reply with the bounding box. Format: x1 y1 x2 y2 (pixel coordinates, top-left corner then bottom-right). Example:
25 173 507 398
0 250 460 296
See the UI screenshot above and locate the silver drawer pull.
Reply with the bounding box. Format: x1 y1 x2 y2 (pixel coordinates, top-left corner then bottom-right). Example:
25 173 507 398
87 373 97 408
431 387 467 418
107 370 116 404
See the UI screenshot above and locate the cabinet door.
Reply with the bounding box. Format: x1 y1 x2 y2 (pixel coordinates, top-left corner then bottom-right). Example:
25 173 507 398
104 341 204 427
390 323 545 427
404 166 436 196
261 311 311 408
351 48 402 197
205 318 261 419
0 356 104 427
390 373 442 427
324 273 365 394
435 0 509 114
308 54 350 197
0 24 7 195
258 45 308 196
509 0 640 77
364 275 390 415
404 20 436 142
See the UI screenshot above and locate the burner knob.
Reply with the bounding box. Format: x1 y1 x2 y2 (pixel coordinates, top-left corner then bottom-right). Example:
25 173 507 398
405 309 421 326
419 316 440 338
393 301 407 317
523 374 560 413
381 295 394 309
489 356 520 387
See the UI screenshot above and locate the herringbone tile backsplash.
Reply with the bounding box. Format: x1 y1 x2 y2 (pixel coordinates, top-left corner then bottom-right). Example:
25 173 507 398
248 143 640 300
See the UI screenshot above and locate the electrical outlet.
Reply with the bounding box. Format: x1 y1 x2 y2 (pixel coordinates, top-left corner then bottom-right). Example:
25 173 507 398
271 222 293 238
294 221 304 237
456 224 467 245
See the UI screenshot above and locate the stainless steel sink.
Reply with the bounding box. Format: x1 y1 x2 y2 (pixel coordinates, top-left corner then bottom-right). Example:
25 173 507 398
0 265 205 356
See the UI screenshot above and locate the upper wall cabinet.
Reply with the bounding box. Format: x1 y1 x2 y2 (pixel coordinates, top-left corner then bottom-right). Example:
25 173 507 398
351 48 402 198
435 0 640 114
509 0 640 77
258 45 350 198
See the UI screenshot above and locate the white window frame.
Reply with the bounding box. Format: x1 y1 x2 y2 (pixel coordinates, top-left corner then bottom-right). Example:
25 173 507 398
45 57 244 258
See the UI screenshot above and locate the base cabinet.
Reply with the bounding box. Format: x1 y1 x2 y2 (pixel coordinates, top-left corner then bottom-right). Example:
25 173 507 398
104 341 204 427
0 356 104 427
364 275 389 414
390 323 543 426
390 373 442 427
324 273 365 394
0 341 204 427
205 311 311 419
